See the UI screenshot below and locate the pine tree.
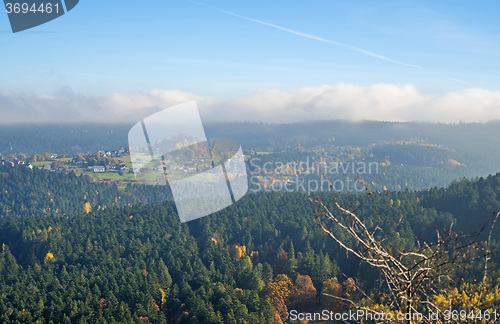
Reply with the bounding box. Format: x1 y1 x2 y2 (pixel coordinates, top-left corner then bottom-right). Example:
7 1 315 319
285 242 298 279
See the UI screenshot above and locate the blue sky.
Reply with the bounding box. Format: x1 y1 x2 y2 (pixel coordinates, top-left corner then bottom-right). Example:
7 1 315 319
1 0 500 123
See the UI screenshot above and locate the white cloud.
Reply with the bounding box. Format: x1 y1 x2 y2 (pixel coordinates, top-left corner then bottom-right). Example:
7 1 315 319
203 84 500 123
1 84 500 124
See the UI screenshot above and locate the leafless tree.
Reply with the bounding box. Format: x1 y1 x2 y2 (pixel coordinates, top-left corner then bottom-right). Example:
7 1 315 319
309 180 499 324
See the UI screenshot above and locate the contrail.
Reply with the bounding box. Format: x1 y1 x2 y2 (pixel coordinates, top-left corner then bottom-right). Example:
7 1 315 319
451 78 477 87
190 1 481 87
221 10 422 69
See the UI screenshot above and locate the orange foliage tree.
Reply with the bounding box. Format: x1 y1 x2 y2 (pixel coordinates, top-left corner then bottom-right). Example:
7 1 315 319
289 275 317 308
266 274 293 324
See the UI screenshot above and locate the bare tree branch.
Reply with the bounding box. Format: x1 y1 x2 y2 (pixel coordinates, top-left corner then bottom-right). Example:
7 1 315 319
310 181 498 324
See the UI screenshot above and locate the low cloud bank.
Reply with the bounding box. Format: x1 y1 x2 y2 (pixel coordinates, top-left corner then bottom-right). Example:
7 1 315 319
1 84 500 124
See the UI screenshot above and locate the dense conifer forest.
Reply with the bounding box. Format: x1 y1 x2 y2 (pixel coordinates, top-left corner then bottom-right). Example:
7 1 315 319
2 164 500 323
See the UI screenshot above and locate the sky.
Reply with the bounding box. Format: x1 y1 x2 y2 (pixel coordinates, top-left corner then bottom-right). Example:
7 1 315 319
1 0 500 123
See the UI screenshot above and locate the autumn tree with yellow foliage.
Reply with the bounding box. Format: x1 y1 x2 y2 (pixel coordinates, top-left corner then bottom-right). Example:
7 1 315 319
44 252 54 263
84 202 92 214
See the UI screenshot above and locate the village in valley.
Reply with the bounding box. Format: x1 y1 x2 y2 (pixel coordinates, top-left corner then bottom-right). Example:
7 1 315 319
0 149 136 187
0 145 247 189
0 137 470 194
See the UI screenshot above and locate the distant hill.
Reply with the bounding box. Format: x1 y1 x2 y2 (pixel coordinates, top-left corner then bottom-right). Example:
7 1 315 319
1 120 499 156
1 121 499 191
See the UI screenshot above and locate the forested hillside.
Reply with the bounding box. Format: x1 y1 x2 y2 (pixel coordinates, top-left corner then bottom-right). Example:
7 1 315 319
2 122 500 175
0 165 171 218
3 121 500 193
2 169 500 323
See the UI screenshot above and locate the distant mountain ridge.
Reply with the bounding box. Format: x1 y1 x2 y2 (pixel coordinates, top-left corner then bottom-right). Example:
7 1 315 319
1 121 499 191
1 120 500 155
